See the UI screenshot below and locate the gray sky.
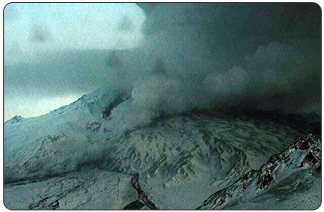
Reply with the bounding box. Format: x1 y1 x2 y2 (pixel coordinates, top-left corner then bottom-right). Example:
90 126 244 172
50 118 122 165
4 3 146 121
3 3 322 122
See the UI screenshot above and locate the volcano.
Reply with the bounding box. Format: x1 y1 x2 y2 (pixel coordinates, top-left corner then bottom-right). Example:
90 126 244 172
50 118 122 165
4 3 321 210
4 84 321 209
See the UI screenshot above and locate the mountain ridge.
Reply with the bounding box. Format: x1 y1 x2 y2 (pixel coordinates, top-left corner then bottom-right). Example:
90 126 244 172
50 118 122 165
4 84 321 209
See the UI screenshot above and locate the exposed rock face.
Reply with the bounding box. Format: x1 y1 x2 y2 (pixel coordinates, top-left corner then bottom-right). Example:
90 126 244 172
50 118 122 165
197 134 321 209
125 173 159 210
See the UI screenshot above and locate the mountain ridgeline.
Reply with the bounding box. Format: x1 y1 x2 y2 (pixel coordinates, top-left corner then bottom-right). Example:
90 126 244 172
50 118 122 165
4 3 321 210
4 84 321 209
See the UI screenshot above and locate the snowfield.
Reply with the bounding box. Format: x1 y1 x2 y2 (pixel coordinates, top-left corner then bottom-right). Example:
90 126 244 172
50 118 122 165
4 85 321 209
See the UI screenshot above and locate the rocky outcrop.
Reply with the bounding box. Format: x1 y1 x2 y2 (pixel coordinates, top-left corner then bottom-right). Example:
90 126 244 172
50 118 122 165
123 173 159 210
102 92 130 119
197 134 321 209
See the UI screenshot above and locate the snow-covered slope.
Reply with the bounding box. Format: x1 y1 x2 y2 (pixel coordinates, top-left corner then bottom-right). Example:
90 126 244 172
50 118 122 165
4 3 321 210
4 84 322 210
4 84 321 209
4 86 131 181
4 89 321 209
197 134 321 210
105 114 320 209
4 169 137 210
4 82 299 182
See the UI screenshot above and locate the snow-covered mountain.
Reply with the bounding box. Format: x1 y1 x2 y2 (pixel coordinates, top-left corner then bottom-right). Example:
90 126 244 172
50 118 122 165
4 3 321 210
4 86 130 182
4 84 321 209
197 134 321 210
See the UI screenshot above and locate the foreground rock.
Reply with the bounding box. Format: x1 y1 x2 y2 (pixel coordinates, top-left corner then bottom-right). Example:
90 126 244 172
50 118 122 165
123 173 159 209
197 134 321 209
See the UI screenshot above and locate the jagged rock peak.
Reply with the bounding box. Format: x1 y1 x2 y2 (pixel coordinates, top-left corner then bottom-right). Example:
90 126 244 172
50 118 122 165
198 134 321 209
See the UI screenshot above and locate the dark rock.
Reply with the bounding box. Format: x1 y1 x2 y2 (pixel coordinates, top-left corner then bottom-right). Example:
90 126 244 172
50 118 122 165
86 122 101 132
123 200 145 210
102 94 129 119
258 170 274 189
304 152 318 164
128 174 159 210
299 139 310 150
50 201 60 209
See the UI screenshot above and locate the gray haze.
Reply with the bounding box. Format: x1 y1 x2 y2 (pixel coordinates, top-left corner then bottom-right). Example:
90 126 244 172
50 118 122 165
4 3 321 122
4 3 145 121
126 3 321 127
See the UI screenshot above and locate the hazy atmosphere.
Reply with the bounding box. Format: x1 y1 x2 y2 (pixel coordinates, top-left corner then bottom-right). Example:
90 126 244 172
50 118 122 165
4 3 322 210
4 3 321 122
4 3 145 121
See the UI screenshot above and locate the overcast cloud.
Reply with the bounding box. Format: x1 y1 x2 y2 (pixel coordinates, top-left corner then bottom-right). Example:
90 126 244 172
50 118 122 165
4 3 321 122
4 3 145 121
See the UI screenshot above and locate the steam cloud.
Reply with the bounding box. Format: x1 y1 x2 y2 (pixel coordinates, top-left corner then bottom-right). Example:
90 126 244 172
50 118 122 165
3 3 321 181
112 3 321 128
4 3 321 125
124 42 313 128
